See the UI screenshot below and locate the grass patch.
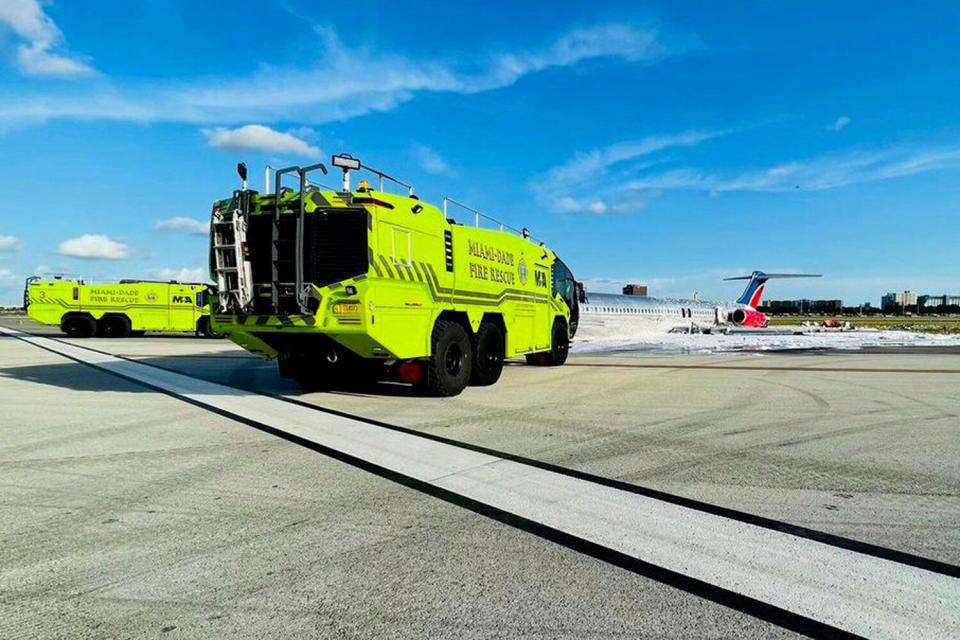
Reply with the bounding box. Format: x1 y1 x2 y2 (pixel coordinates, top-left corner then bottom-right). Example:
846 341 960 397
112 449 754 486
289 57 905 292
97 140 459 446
768 315 960 334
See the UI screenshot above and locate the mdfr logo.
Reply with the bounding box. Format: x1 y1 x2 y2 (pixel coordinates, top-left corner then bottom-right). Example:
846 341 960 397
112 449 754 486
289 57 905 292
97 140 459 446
518 259 528 286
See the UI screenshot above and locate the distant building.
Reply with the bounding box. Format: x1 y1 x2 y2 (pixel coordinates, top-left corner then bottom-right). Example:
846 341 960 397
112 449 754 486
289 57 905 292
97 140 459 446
882 291 918 311
919 294 960 308
622 284 648 296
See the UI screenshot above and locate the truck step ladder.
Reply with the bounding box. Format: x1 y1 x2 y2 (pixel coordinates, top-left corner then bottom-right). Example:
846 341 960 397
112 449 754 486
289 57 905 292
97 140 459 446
212 207 253 312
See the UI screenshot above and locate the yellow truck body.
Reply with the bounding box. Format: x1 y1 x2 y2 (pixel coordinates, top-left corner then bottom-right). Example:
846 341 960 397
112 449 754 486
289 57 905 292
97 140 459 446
24 277 216 338
209 158 581 395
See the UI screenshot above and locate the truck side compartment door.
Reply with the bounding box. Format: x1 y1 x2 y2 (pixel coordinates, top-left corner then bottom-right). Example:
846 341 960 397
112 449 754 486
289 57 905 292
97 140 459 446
168 284 197 331
138 283 169 330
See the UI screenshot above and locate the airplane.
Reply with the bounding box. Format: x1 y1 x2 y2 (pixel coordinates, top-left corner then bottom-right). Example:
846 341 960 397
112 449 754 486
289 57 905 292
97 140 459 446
576 271 821 336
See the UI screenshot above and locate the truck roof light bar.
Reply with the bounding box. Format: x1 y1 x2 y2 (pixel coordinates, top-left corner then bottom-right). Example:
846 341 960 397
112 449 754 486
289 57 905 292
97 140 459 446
331 153 415 196
331 154 361 170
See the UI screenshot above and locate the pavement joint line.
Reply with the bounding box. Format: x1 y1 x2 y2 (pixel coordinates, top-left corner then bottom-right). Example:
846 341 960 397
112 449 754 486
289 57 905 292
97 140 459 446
3 327 959 640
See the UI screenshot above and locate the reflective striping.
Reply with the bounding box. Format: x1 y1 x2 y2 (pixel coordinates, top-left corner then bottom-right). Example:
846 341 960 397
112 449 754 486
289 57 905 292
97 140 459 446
378 255 396 279
411 261 426 282
219 314 316 327
368 248 383 277
5 327 959 640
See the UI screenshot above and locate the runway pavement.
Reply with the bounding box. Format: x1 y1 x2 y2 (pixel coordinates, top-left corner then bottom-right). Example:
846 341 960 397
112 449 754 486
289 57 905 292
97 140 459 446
1 317 958 639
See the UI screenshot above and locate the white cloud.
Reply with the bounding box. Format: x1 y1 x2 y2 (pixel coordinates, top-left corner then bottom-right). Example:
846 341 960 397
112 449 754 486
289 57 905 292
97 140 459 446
0 23 668 125
202 124 321 158
482 23 666 89
148 267 208 282
0 235 20 251
0 267 17 283
538 129 725 213
155 217 208 235
554 196 617 215
829 116 851 132
0 0 94 76
58 234 129 260
412 144 452 175
623 146 960 193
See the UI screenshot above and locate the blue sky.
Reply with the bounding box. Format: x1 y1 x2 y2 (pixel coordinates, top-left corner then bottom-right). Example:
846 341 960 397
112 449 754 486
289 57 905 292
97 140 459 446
1 1 958 305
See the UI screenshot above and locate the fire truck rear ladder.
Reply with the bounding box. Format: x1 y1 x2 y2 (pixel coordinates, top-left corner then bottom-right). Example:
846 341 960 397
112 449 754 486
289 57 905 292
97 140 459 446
212 202 254 312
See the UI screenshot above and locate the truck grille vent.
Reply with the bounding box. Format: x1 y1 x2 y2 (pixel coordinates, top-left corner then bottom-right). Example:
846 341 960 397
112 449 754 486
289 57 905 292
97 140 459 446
245 207 367 314
303 209 368 286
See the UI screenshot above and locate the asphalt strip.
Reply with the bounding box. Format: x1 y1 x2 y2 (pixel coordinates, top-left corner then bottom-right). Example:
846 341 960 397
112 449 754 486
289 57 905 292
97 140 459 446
3 327 958 640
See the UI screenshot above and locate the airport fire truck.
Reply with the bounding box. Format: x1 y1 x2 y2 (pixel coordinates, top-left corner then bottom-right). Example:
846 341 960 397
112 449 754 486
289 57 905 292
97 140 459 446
209 156 581 396
24 277 218 338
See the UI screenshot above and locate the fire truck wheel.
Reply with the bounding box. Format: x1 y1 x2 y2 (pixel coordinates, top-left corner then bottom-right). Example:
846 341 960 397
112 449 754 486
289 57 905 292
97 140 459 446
424 320 472 396
544 320 569 366
197 317 221 338
99 315 131 338
470 322 504 386
61 314 97 338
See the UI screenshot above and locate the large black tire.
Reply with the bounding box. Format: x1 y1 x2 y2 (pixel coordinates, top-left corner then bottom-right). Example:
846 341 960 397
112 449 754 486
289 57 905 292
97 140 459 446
61 315 96 338
197 316 221 338
470 322 505 386
545 320 570 366
99 315 131 338
526 321 569 366
423 320 472 397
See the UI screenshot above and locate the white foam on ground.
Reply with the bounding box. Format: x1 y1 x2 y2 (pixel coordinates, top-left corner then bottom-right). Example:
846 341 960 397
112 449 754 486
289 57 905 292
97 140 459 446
572 330 960 355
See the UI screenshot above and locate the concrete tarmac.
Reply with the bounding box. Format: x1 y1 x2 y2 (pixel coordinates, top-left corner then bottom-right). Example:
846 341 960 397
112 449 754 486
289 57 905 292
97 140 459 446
1 317 958 638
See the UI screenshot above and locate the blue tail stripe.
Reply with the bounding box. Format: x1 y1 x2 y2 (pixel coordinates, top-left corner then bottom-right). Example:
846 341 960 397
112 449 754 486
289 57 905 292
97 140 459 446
737 272 768 306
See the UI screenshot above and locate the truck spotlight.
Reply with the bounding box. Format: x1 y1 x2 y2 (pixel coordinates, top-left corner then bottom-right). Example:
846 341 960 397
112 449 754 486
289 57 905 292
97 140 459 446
331 154 361 170
411 204 423 214
344 285 357 295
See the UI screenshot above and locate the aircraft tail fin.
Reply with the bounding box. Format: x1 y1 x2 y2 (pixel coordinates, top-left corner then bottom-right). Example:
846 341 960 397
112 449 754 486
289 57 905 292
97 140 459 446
723 271 822 308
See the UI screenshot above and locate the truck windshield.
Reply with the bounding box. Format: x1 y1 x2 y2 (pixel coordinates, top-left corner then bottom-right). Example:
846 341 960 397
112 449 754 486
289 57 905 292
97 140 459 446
552 259 575 302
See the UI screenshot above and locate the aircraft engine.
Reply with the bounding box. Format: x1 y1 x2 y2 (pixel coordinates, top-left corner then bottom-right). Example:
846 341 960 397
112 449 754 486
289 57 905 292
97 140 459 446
728 308 768 328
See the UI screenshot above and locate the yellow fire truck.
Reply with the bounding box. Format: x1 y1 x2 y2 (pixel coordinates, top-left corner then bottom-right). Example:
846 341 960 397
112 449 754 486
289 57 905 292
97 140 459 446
24 277 218 338
209 156 582 396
